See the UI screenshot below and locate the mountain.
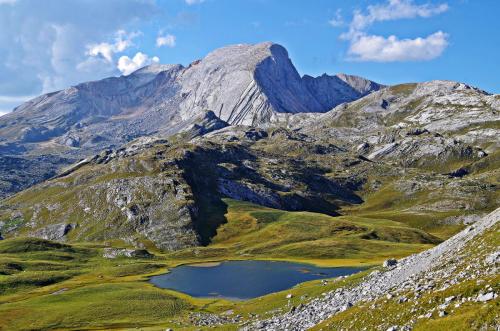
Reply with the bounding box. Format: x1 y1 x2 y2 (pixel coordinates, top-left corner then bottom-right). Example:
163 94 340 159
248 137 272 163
298 80 499 164
0 78 497 251
0 42 382 199
0 41 498 331
302 72 384 110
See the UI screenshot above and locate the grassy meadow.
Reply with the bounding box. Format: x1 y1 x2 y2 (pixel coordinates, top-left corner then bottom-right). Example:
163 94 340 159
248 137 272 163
0 197 458 330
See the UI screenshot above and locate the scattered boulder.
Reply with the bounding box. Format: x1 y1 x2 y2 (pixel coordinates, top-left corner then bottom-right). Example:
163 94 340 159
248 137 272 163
445 295 455 303
63 136 80 147
447 167 469 178
485 251 499 265
356 142 370 154
477 292 496 302
244 128 268 141
383 258 398 268
406 127 429 136
32 223 76 241
102 248 153 259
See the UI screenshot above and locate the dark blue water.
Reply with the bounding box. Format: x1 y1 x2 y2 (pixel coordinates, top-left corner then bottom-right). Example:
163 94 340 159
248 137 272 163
150 260 363 300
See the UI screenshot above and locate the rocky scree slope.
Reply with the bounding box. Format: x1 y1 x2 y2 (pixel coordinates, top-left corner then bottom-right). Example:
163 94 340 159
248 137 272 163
246 207 499 330
0 42 381 199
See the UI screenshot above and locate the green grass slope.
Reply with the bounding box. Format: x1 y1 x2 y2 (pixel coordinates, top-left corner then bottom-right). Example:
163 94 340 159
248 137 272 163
168 199 438 266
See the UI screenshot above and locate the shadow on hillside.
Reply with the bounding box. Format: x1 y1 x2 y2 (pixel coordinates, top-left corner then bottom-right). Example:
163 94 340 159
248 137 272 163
178 144 364 245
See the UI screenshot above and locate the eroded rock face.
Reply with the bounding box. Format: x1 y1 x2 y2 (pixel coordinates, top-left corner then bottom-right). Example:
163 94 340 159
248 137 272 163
0 147 202 251
217 178 282 209
177 43 323 125
303 73 384 110
102 247 153 259
31 223 76 241
299 80 499 166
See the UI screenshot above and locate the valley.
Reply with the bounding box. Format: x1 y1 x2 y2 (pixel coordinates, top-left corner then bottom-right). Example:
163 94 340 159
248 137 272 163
0 195 448 330
0 42 498 330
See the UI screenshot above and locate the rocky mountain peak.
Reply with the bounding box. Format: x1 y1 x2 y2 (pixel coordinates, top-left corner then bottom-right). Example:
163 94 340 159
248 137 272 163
413 80 490 96
202 41 286 70
131 63 184 76
0 41 384 198
302 72 385 110
175 42 325 124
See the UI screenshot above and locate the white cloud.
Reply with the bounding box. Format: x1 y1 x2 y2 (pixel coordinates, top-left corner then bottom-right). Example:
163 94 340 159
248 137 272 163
345 0 448 38
0 0 158 111
348 31 448 62
0 0 17 5
185 0 204 5
328 9 344 27
117 52 159 76
156 34 176 48
337 0 449 62
86 30 139 62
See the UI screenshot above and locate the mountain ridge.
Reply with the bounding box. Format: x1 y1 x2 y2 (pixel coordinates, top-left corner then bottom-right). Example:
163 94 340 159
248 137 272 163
0 42 383 199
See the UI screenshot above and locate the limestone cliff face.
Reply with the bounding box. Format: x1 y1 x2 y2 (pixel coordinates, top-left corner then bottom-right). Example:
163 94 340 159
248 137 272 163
303 73 384 110
167 42 379 125
177 42 325 125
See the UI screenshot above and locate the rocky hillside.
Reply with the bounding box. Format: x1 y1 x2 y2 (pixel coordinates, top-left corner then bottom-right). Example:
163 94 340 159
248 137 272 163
0 94 497 251
0 122 366 250
0 42 381 199
247 207 499 330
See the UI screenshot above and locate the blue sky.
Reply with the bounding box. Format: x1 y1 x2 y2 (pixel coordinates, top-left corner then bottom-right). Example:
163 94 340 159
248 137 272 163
0 0 499 114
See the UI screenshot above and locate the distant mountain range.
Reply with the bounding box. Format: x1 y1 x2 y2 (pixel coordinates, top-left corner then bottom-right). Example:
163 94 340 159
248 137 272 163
0 42 384 198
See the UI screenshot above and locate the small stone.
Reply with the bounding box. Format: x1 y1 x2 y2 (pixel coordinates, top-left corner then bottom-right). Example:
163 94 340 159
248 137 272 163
477 292 496 302
286 293 293 299
445 295 455 303
485 251 500 265
439 311 447 317
383 259 398 268
386 326 398 331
